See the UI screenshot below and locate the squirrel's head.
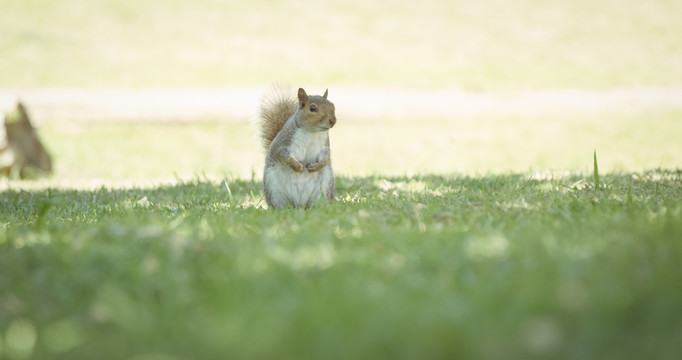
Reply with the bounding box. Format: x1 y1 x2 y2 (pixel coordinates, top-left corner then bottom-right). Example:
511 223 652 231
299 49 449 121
297 88 336 131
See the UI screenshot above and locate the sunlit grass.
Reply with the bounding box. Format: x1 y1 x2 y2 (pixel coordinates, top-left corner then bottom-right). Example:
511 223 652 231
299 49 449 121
1 171 681 359
2 108 681 359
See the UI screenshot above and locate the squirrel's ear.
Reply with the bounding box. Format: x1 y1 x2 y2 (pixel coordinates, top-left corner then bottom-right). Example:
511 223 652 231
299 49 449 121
15 101 31 124
323 88 328 99
297 88 308 108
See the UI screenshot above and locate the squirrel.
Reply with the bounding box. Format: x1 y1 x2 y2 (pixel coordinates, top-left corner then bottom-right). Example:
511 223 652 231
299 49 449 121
258 87 337 209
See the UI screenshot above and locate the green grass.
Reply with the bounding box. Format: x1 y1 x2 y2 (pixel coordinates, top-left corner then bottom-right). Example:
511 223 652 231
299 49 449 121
2 110 682 359
1 103 681 359
2 0 682 89
594 150 601 190
2 170 681 359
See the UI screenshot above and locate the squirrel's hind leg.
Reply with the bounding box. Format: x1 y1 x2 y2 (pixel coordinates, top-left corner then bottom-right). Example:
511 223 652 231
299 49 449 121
320 166 336 204
263 168 289 209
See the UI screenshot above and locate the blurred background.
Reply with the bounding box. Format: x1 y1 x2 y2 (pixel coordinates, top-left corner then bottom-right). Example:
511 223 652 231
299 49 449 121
1 0 681 186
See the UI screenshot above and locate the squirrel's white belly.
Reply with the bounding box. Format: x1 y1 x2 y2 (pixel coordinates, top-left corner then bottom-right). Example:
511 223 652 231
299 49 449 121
265 163 330 208
289 130 327 164
263 129 333 209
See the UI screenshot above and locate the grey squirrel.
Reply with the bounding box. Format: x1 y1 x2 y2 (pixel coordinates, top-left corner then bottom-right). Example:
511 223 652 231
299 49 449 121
258 87 337 209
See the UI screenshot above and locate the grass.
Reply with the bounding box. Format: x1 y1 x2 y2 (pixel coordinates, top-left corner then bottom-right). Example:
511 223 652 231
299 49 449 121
1 170 681 359
594 150 601 190
1 108 681 359
2 0 682 89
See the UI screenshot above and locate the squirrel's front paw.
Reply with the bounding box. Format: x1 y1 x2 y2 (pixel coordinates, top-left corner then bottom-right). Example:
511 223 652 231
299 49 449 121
287 158 304 173
306 158 328 173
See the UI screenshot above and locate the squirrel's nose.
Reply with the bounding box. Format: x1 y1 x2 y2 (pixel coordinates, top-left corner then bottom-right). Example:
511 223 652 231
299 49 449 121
329 116 336 127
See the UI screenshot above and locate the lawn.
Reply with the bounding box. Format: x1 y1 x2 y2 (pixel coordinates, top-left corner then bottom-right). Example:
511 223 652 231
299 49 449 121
2 107 682 359
1 170 681 359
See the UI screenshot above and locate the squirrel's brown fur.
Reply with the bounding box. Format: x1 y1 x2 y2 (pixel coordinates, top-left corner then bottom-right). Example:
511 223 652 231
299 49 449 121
258 87 297 152
1 100 52 178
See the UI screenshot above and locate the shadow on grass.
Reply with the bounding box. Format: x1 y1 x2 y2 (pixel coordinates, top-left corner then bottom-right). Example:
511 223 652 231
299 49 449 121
2 168 680 222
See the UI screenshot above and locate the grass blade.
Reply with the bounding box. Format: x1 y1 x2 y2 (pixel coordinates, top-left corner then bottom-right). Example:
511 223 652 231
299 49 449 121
593 149 601 190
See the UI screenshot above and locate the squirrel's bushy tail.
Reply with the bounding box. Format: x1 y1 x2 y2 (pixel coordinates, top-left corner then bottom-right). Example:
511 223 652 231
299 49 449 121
258 87 297 152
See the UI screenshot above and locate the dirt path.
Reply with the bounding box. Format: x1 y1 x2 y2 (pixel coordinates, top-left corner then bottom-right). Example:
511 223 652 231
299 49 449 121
2 87 682 123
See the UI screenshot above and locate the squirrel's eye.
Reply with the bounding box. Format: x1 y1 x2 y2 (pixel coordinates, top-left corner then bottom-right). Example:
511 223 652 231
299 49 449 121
309 104 317 112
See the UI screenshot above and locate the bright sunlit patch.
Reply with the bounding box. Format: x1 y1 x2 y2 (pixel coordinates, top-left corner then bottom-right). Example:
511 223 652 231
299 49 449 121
11 233 51 248
141 256 160 275
465 234 509 260
374 179 446 196
4 318 37 360
384 253 406 272
522 317 562 355
557 281 590 312
543 234 610 261
495 198 534 211
376 179 428 192
530 170 574 181
268 242 336 271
